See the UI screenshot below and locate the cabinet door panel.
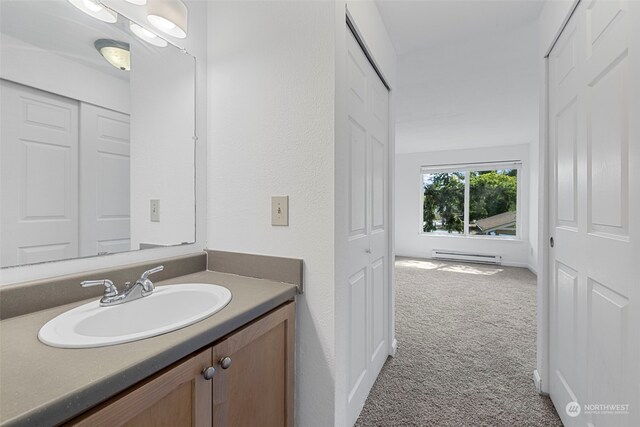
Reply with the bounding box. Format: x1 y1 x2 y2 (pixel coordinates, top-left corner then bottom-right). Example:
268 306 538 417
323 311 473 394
69 348 212 427
212 302 295 427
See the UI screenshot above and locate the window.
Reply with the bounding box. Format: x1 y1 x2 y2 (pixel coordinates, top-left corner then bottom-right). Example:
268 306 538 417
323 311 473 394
421 162 520 238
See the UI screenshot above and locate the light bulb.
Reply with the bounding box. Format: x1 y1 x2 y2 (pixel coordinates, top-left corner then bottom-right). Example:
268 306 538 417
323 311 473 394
82 0 102 12
130 22 168 47
149 15 176 31
140 27 156 38
67 0 117 23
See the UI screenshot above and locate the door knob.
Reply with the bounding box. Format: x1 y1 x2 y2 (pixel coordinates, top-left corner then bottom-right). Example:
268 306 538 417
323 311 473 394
220 356 232 369
365 248 371 254
550 237 555 248
202 366 216 380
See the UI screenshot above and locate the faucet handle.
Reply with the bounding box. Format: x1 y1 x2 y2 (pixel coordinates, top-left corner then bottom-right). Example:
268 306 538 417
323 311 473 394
81 279 118 298
140 265 164 281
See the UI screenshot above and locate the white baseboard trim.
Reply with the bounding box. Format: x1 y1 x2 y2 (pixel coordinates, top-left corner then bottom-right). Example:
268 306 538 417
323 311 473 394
397 254 532 270
533 369 545 395
500 261 530 269
390 338 398 357
527 264 538 275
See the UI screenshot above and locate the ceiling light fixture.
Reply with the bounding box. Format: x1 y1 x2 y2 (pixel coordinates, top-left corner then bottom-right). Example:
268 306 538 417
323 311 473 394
94 39 130 71
67 0 117 23
146 0 188 39
125 0 147 4
130 22 168 47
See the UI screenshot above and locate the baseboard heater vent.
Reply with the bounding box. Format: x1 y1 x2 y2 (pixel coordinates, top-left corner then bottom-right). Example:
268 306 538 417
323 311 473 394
431 250 502 265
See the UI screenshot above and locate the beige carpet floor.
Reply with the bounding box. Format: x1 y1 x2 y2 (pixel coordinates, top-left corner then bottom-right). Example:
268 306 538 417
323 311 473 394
356 257 562 427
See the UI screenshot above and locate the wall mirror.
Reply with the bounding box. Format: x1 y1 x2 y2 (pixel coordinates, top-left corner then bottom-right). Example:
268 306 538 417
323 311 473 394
0 0 196 268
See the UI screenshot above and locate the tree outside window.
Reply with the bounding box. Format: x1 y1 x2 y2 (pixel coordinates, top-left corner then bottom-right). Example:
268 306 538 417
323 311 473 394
422 165 519 237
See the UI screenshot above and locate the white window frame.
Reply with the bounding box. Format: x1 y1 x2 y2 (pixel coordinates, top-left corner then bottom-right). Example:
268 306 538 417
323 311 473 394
419 161 522 239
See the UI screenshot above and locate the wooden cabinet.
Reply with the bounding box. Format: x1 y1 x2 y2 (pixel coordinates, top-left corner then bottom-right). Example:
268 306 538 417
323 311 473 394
70 302 295 427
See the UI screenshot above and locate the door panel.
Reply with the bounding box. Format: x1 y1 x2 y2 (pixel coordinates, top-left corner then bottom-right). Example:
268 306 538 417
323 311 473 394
349 120 367 237
549 0 639 425
588 279 629 426
79 103 130 256
348 268 367 399
587 54 628 236
371 136 385 231
0 80 78 267
370 258 385 362
555 99 578 227
345 28 390 425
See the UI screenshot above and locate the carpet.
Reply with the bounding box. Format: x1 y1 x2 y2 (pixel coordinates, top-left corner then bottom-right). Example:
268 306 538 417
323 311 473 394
355 257 562 427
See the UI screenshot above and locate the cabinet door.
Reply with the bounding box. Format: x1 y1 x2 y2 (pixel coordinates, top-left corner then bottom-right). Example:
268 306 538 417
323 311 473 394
212 302 295 427
70 348 213 427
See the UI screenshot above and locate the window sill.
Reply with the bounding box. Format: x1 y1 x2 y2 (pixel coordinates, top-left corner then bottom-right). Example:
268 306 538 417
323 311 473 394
418 233 524 243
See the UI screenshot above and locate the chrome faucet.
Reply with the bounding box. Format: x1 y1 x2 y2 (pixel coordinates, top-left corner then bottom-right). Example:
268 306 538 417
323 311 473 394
81 265 164 307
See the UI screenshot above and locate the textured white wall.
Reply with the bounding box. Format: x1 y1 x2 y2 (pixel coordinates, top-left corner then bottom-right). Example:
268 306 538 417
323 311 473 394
395 144 532 268
206 2 337 425
207 1 396 425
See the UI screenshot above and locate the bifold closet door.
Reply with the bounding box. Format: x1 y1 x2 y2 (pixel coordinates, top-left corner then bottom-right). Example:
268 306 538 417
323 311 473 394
548 0 640 425
0 79 79 267
345 27 390 425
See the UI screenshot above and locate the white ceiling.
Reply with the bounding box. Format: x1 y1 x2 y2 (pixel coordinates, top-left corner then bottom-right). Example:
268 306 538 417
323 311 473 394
375 0 543 153
376 0 544 56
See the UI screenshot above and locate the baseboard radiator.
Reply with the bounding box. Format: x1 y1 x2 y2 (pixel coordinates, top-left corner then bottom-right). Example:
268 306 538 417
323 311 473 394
431 250 502 265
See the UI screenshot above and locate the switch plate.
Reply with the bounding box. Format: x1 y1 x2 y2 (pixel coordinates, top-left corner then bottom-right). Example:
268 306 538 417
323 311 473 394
271 196 288 226
150 199 160 222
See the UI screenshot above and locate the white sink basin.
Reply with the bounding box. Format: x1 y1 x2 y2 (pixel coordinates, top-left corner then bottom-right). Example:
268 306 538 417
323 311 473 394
38 283 232 348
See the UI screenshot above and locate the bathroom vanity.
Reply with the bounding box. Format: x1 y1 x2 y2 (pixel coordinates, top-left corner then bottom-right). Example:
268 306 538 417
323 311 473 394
0 252 300 426
71 302 295 426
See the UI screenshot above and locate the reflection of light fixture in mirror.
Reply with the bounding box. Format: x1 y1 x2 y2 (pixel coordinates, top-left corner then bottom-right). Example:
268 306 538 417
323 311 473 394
147 0 188 39
67 0 117 23
95 39 130 71
130 22 168 47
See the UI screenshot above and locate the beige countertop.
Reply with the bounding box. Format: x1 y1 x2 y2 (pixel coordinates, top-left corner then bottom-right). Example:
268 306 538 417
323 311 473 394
0 270 297 427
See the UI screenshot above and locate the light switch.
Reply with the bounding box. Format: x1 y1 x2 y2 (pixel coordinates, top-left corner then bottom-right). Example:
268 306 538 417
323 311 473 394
271 196 288 226
150 199 160 222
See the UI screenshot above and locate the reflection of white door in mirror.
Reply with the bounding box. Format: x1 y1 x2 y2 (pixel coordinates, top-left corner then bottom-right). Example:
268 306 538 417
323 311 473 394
79 104 131 257
1 80 131 267
1 80 79 267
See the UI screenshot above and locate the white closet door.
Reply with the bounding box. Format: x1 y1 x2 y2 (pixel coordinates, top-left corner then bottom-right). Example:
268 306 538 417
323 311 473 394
548 1 640 425
0 80 79 267
79 103 131 257
345 28 390 425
